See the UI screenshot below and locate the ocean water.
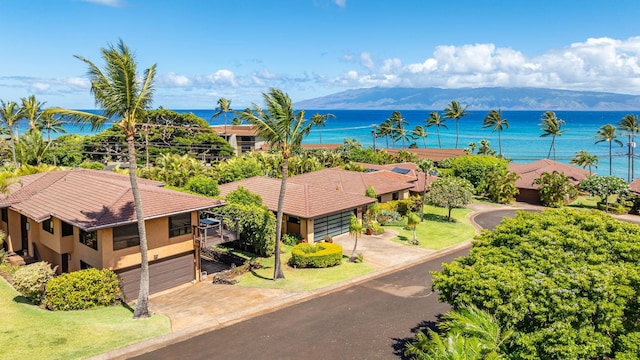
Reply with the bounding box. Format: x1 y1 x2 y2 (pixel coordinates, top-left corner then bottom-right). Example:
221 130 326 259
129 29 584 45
34 109 640 181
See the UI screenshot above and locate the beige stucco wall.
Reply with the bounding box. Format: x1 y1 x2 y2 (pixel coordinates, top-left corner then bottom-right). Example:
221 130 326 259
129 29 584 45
5 210 22 253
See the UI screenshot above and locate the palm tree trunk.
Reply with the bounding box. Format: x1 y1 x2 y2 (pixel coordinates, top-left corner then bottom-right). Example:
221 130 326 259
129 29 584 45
547 137 554 159
319 130 322 145
455 120 459 148
274 156 287 280
609 143 613 176
9 129 17 169
498 131 502 155
350 234 358 259
437 128 441 148
128 136 150 318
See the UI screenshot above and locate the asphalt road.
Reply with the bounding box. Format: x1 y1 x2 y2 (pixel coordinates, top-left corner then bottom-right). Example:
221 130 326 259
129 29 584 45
132 211 514 360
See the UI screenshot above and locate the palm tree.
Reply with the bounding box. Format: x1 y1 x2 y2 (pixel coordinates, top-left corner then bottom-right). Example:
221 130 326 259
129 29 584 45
425 111 447 148
388 111 408 148
51 40 156 318
406 212 420 245
310 112 335 144
539 111 566 160
482 109 509 156
37 113 66 142
237 88 314 280
376 118 393 149
348 213 363 261
618 114 639 181
444 100 468 148
571 150 599 176
595 124 623 176
0 100 23 168
21 95 44 131
411 125 428 148
212 98 232 134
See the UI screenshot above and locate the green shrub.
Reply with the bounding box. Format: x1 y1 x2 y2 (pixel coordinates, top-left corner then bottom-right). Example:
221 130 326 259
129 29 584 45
185 175 220 197
79 161 105 170
44 268 121 311
289 242 343 268
451 154 506 188
12 262 56 304
215 203 276 256
282 233 302 246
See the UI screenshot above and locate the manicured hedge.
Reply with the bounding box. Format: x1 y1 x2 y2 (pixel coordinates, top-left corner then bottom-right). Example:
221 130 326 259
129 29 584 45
12 262 56 305
289 242 343 268
44 268 121 311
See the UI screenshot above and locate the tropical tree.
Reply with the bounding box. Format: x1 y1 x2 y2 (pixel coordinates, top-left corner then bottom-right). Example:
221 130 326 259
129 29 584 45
20 95 44 131
212 97 232 133
570 150 599 176
387 111 408 148
237 88 315 280
539 111 566 160
595 124 623 176
16 130 50 165
479 164 519 204
426 176 474 221
348 213 363 261
376 118 394 149
425 111 447 148
533 171 579 207
0 172 21 195
37 113 66 142
482 109 508 156
411 125 428 148
618 114 639 181
0 100 23 168
310 112 334 144
406 212 420 245
417 158 436 221
579 175 629 211
444 100 468 148
51 40 156 318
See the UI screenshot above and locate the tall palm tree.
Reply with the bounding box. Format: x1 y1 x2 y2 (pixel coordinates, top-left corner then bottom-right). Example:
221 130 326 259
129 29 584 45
0 100 23 168
212 98 232 134
411 125 428 148
595 124 623 176
37 113 66 142
376 118 393 149
310 112 335 144
51 40 156 318
348 213 363 261
21 95 44 131
571 150 599 176
444 100 468 148
618 114 639 181
387 111 408 148
539 111 566 160
425 111 447 148
237 88 314 280
482 109 509 156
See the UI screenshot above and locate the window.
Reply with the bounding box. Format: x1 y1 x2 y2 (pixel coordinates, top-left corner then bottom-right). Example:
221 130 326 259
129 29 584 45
1 208 7 222
392 192 399 201
42 218 54 234
62 222 74 237
287 216 300 224
80 230 98 250
113 224 140 250
169 213 192 238
80 261 93 270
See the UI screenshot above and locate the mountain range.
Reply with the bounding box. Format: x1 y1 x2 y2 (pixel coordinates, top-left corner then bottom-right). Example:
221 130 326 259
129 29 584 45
295 87 640 110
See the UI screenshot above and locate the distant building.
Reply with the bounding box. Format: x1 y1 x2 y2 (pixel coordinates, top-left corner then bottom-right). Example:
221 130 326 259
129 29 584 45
509 159 589 204
211 125 266 156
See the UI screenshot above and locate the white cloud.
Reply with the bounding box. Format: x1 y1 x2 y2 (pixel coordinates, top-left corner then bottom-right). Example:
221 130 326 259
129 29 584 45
162 72 191 87
81 0 123 7
334 0 346 8
360 52 374 69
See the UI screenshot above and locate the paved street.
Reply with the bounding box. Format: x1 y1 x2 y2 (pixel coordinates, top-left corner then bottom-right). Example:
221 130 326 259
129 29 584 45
132 248 469 360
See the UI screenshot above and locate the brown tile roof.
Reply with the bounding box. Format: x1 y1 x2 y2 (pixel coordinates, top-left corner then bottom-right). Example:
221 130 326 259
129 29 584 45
383 148 466 162
0 170 224 231
211 125 259 136
289 168 414 196
508 159 589 190
217 176 375 218
629 178 640 194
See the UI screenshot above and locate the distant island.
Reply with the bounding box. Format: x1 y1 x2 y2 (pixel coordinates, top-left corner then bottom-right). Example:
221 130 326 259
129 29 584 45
295 87 640 111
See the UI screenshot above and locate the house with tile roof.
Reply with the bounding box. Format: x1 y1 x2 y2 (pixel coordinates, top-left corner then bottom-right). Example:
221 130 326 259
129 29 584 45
508 159 589 204
0 169 224 300
218 176 376 243
383 148 466 162
211 124 266 156
352 162 438 195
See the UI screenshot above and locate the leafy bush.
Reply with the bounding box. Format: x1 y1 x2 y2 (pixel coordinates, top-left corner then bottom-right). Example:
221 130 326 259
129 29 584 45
451 154 506 188
437 158 453 169
225 186 263 207
215 203 276 256
282 233 302 246
185 175 220 197
79 161 105 170
44 268 121 311
12 262 56 304
289 242 343 268
377 209 402 226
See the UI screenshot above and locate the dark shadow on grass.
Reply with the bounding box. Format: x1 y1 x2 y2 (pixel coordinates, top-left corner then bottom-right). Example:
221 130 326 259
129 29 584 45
121 301 134 313
391 319 441 359
422 213 456 223
397 235 409 243
249 267 273 280
12 295 32 305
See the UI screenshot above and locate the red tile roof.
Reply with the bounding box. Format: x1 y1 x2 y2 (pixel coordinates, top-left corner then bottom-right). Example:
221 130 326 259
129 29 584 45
383 148 466 162
629 178 640 194
0 170 224 230
217 176 375 218
508 159 589 190
289 168 414 196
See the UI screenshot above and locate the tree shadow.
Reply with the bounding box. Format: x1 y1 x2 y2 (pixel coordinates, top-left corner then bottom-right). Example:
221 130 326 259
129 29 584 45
249 268 273 280
421 213 455 223
391 319 441 359
121 301 134 313
12 295 32 305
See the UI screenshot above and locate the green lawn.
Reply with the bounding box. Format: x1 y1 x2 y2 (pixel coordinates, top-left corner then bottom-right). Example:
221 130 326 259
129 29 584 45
387 205 476 250
0 278 170 360
235 245 375 291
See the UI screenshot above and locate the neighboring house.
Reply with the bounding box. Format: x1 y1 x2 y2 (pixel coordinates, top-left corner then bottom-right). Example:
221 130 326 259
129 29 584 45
383 148 465 162
217 176 375 243
0 170 224 300
352 162 438 196
211 124 266 156
509 159 589 204
629 178 640 195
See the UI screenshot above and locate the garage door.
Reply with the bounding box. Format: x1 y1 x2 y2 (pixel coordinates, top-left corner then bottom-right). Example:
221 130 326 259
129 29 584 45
116 252 194 301
313 210 354 241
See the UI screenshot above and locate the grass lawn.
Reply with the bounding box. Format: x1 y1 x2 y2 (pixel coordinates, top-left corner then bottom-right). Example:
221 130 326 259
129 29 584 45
569 195 600 209
387 205 476 250
0 278 170 360
234 245 375 291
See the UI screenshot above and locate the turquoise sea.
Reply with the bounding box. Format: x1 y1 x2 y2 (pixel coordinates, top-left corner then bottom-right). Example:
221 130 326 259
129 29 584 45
33 109 640 181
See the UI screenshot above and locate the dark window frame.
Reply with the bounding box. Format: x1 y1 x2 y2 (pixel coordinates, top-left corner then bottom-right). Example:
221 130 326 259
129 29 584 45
80 230 98 250
80 260 93 270
169 213 192 238
113 224 140 250
42 218 54 234
1 208 7 222
62 222 74 237
392 192 399 201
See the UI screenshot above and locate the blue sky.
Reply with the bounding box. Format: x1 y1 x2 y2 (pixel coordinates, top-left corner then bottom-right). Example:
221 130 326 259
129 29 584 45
2 0 640 109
